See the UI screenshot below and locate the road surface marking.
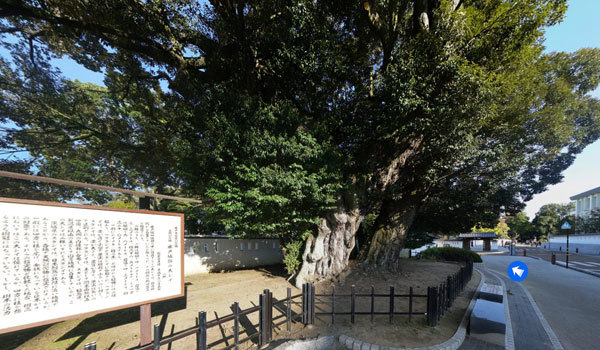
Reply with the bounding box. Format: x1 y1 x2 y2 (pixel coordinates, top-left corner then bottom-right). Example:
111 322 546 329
569 261 595 267
585 262 600 266
569 261 594 266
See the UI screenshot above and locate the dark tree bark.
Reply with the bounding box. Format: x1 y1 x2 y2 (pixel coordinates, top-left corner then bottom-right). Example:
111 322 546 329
364 199 420 267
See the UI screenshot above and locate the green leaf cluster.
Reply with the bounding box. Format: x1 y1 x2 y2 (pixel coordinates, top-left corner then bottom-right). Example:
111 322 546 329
1 0 599 271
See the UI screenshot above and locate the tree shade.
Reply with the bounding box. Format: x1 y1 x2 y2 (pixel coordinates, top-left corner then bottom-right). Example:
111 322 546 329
1 1 599 284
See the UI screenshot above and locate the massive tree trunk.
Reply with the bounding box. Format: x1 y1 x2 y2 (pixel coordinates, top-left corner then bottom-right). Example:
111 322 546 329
364 199 420 267
294 199 363 288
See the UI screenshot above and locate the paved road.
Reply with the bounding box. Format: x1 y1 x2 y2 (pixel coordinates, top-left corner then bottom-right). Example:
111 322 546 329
482 255 600 350
516 246 600 275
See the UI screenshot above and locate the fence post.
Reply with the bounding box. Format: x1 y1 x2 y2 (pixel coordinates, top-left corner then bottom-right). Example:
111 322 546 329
409 287 413 322
426 287 430 324
351 285 356 324
444 282 448 311
270 289 274 337
389 286 395 324
301 283 307 325
455 272 458 295
438 283 443 318
153 324 160 350
197 311 207 350
310 284 315 325
332 287 336 324
259 292 266 347
287 287 291 332
428 286 438 327
261 289 273 344
446 276 453 308
370 285 375 322
233 302 239 350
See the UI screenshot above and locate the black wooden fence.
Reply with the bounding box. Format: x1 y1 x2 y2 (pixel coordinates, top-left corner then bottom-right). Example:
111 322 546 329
84 261 473 349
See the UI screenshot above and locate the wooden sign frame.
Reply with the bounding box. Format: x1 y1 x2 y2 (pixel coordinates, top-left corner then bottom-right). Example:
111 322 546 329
0 197 185 335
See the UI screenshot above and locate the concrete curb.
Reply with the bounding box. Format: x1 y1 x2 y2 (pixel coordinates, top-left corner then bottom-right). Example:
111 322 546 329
338 269 486 350
555 261 600 278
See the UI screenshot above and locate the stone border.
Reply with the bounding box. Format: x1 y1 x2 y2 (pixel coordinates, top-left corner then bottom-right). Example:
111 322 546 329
484 269 514 350
338 268 486 350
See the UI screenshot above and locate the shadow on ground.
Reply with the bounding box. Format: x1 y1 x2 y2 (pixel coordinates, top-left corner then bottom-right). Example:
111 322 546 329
0 285 188 350
0 325 53 350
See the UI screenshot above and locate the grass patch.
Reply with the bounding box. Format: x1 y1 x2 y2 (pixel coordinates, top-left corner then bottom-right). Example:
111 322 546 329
420 247 482 263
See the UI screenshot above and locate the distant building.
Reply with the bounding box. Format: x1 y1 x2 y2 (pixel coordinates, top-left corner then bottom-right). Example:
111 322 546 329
571 186 600 219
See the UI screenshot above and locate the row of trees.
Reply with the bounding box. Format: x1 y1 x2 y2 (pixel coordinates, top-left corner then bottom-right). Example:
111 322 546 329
505 204 600 241
1 1 600 285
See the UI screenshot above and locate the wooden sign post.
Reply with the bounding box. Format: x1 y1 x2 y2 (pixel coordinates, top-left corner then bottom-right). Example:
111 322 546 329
139 196 152 346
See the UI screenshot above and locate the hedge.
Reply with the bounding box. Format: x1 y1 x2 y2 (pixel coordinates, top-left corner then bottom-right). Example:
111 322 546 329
420 247 482 263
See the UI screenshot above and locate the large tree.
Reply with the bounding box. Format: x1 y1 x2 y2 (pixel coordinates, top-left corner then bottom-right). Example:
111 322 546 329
531 203 574 239
2 1 600 285
506 212 535 241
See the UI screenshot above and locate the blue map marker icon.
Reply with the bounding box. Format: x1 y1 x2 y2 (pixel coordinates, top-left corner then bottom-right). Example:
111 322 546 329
507 261 528 282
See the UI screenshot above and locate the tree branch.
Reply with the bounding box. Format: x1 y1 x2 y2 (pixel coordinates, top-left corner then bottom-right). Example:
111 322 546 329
1 1 206 71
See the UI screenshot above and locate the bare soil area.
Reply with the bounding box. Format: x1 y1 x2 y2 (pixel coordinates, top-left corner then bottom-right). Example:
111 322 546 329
1 260 480 350
2 266 295 350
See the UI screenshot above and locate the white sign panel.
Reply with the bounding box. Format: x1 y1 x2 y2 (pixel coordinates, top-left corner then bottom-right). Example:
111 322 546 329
0 198 184 334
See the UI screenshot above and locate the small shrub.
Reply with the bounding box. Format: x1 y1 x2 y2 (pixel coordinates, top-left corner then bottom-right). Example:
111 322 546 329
420 247 482 263
282 240 304 275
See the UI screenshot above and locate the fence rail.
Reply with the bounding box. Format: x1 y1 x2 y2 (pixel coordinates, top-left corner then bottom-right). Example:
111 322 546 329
87 261 473 349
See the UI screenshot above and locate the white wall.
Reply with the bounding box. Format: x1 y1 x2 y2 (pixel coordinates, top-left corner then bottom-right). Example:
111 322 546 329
184 237 283 275
434 239 499 250
434 239 462 248
550 234 600 244
546 234 600 255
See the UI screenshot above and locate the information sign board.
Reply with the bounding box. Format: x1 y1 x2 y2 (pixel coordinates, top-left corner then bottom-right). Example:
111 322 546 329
0 197 184 334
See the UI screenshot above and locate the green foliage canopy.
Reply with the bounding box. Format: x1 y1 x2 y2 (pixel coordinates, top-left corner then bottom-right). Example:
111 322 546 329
531 203 574 239
1 0 600 272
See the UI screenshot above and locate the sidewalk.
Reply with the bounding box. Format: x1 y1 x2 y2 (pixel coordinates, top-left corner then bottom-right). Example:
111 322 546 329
482 255 600 350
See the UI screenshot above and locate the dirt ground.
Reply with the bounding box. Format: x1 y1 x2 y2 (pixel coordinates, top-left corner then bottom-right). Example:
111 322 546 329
1 266 296 350
1 260 480 350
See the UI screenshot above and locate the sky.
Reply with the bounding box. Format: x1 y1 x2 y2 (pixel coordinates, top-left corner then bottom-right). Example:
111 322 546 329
1 1 599 219
523 0 600 219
